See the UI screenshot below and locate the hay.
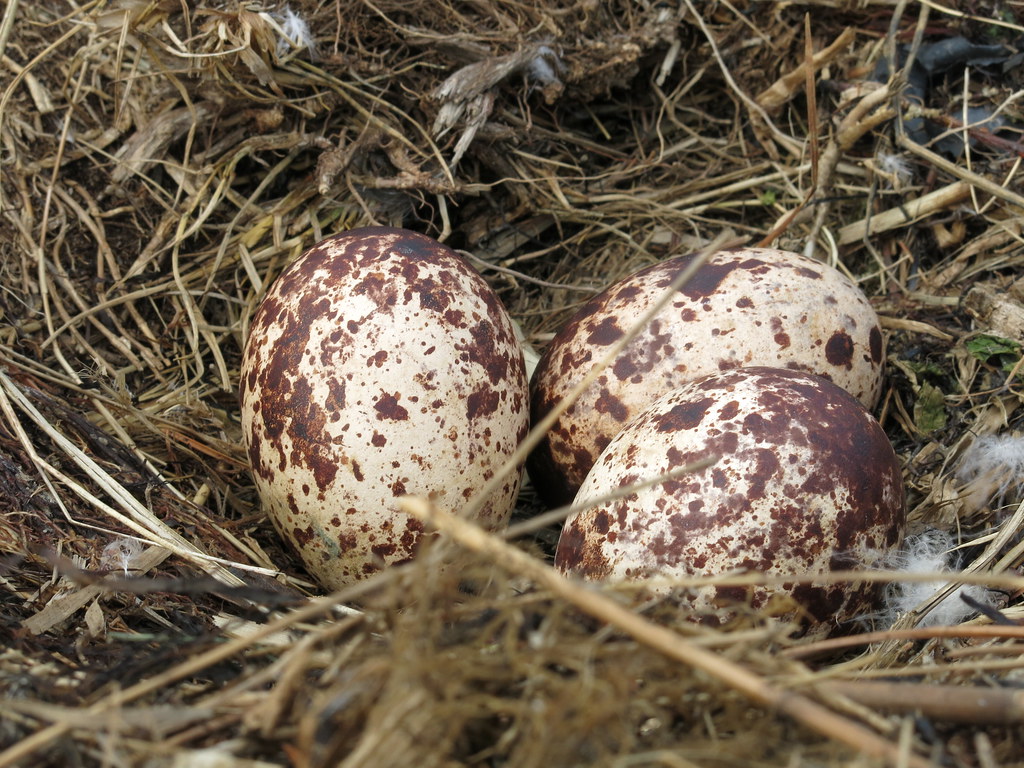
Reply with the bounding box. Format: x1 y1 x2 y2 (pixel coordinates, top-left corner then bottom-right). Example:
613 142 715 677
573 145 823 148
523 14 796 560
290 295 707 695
3 0 1024 765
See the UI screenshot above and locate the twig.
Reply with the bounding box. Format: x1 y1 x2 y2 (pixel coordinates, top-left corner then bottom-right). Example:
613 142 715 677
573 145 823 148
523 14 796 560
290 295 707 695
917 0 1024 34
783 624 1024 661
837 181 972 245
21 546 173 635
898 134 1024 211
819 681 1024 725
503 456 718 539
0 372 256 582
755 27 856 113
458 231 739 522
0 0 20 64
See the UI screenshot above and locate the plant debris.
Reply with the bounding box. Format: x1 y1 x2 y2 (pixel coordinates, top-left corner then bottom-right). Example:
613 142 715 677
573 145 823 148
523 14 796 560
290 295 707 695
3 1 1024 766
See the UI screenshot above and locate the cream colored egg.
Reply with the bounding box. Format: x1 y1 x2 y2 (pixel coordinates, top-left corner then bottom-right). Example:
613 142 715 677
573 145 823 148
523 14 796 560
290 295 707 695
555 367 905 636
240 227 529 589
529 247 884 507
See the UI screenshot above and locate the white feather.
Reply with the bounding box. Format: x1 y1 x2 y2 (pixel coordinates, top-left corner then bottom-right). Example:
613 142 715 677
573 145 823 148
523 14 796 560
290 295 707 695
955 433 1024 513
527 45 562 86
881 529 997 628
273 5 315 58
876 151 913 184
101 537 145 578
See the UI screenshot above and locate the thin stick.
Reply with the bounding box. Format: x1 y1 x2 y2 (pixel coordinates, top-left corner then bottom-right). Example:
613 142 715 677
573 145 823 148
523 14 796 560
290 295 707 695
898 134 1024 211
819 681 1024 725
755 27 855 112
400 498 938 768
837 181 972 245
460 231 739 521
0 373 259 581
804 14 819 193
783 624 1024 661
917 0 1024 34
504 456 718 539
0 0 18 62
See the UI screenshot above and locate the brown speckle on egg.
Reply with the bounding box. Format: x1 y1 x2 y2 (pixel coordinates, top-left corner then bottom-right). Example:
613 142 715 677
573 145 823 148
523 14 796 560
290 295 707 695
529 247 885 507
554 367 905 637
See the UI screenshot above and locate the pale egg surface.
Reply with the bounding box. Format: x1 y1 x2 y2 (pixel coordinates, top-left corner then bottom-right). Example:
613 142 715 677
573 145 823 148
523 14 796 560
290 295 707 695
529 247 885 507
555 367 905 633
240 227 529 588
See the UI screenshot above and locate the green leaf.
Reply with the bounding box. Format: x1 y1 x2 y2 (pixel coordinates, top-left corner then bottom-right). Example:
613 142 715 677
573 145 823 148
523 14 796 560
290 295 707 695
966 334 1021 362
913 381 947 434
758 189 777 205
903 359 946 378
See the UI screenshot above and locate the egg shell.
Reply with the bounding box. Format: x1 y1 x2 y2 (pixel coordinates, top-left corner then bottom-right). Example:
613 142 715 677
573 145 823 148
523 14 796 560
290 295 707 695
528 247 885 507
554 367 905 635
240 227 529 589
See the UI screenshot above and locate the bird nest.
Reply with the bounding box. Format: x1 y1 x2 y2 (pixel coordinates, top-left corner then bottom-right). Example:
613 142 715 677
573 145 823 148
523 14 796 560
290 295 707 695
3 1 1024 766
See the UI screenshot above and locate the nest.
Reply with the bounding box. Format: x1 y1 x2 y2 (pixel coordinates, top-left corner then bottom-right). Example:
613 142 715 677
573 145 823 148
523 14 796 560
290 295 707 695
3 1 1024 765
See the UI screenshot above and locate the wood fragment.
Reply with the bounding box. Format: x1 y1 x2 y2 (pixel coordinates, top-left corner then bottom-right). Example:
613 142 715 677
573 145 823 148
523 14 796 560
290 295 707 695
899 135 1024 212
878 315 955 341
22 545 172 635
820 681 1024 725
783 625 1024 661
963 284 1024 342
837 182 972 245
756 27 856 112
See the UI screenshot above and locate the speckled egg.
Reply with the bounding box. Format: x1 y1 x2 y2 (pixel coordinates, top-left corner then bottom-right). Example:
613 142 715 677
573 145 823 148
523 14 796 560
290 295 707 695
529 247 885 507
555 367 905 635
240 227 529 589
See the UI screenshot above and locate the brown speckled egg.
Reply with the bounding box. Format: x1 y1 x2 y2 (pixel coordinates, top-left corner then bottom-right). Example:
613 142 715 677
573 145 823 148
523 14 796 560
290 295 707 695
555 367 905 636
529 247 885 507
240 227 529 589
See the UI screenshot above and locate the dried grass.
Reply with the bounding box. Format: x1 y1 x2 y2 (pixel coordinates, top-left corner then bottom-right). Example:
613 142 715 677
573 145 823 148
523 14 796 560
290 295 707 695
3 0 1024 766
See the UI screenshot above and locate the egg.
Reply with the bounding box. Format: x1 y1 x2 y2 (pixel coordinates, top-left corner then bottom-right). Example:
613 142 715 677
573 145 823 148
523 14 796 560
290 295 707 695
240 227 529 589
555 367 905 635
528 247 885 507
